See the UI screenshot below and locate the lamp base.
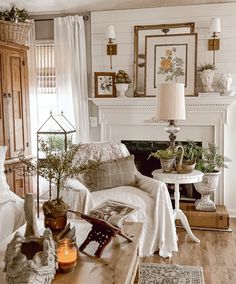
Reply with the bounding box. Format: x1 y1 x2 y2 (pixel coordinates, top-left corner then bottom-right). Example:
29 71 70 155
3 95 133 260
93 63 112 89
165 120 180 148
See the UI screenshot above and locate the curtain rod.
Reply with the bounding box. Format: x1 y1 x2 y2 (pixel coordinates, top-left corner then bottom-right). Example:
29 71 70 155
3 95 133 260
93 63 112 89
34 15 89 22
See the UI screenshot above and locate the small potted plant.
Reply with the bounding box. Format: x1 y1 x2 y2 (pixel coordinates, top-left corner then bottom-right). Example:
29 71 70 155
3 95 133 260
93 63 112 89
194 143 231 211
198 63 216 92
114 70 132 97
148 148 176 173
0 5 32 45
19 141 97 231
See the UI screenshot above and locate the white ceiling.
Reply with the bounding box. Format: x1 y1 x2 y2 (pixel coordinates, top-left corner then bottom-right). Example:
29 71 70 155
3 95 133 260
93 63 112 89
0 0 235 14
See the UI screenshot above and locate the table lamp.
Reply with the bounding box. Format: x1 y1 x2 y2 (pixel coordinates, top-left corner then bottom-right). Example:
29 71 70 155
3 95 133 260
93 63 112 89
156 83 186 148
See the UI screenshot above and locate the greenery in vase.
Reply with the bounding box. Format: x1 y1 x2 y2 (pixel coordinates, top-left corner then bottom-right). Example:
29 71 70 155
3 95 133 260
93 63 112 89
115 70 132 84
0 6 29 22
195 143 231 173
19 140 98 205
198 63 216 72
182 140 202 161
148 148 176 160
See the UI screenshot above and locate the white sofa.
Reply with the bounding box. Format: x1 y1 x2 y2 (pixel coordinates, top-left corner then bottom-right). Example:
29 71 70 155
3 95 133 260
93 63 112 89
0 146 24 241
61 142 178 258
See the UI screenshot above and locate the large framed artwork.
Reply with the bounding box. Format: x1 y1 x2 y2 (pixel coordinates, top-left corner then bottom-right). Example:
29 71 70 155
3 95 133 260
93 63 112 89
145 33 197 96
94 72 116 98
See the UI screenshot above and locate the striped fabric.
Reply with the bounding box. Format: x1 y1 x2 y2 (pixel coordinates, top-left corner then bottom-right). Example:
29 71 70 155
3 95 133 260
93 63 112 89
79 155 136 192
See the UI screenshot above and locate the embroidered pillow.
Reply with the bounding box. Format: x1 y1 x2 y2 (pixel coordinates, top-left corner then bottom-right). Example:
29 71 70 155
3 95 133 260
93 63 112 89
79 155 136 192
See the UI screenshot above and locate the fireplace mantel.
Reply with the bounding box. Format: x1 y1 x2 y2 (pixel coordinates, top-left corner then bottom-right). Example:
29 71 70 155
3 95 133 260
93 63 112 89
90 96 236 206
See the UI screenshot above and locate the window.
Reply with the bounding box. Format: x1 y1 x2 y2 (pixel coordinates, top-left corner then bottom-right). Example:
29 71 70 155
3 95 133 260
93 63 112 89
36 43 58 126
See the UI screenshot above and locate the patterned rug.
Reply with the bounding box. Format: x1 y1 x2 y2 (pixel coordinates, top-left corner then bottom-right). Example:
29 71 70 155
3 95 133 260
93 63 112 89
140 263 204 284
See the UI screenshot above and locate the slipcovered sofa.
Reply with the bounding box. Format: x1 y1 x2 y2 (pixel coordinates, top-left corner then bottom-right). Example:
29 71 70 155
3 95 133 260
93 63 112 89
0 147 24 241
61 142 178 258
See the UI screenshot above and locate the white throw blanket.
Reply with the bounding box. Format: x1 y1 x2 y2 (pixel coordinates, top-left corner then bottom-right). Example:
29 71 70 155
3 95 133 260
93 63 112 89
63 172 178 258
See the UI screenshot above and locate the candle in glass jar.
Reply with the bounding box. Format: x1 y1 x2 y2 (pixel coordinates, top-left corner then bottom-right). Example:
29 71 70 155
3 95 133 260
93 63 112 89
57 238 77 272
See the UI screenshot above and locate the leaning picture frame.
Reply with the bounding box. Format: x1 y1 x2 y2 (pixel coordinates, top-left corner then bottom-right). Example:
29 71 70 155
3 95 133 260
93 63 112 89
145 33 197 96
94 72 116 98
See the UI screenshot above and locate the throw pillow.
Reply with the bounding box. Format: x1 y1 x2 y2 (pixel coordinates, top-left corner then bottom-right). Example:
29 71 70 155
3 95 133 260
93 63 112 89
79 155 136 192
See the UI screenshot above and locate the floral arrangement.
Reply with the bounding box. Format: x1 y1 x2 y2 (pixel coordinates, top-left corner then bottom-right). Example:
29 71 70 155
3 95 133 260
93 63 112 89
157 47 185 81
148 148 176 160
115 70 132 84
0 5 29 23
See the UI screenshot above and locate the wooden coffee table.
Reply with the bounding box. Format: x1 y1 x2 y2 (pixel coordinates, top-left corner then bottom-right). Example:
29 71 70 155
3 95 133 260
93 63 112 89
0 219 143 284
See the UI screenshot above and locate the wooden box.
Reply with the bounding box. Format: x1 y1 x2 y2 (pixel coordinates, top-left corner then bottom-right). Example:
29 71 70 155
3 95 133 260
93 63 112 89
177 203 229 229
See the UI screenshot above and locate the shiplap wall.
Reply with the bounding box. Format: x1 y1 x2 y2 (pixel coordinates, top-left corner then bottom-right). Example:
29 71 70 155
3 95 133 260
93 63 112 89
91 2 236 96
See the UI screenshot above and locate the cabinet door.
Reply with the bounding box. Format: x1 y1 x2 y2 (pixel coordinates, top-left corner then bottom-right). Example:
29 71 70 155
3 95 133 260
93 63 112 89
5 49 30 159
5 163 32 198
0 49 5 146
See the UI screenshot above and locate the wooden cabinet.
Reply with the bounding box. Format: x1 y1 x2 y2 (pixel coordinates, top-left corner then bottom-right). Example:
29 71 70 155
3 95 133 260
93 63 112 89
5 162 32 198
0 41 32 197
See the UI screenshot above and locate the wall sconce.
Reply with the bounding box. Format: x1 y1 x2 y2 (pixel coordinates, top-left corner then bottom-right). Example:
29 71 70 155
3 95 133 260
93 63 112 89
208 17 221 65
105 25 117 69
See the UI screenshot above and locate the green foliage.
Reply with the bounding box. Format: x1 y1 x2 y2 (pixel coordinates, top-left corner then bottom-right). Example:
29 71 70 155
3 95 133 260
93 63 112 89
0 6 29 22
115 70 132 84
198 63 216 72
42 134 73 152
148 148 176 160
183 140 202 161
195 143 231 173
19 141 99 203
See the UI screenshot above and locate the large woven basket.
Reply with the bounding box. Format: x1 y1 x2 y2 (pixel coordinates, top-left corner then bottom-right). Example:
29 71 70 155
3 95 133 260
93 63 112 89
0 20 32 46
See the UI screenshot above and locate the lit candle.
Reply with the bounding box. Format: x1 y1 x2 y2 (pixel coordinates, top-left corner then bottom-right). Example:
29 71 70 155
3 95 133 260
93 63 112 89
57 238 78 273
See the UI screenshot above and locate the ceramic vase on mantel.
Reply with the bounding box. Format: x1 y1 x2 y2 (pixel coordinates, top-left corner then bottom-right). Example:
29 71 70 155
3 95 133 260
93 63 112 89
199 69 215 92
115 83 129 97
194 172 220 211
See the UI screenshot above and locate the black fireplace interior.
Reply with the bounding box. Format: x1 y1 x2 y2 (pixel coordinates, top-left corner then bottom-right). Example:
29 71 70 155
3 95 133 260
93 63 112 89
121 140 202 204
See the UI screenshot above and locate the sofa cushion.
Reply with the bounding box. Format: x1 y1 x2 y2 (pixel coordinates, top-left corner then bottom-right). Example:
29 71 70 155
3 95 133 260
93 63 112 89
79 155 136 192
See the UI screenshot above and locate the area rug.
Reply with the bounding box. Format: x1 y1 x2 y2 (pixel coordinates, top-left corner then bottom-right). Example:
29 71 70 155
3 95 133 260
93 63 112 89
140 263 204 284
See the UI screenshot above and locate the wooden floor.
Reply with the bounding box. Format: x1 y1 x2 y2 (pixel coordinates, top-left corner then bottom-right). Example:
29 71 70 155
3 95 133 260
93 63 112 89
140 219 236 284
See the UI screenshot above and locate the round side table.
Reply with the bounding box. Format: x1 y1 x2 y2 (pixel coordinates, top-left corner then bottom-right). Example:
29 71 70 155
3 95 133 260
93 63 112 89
152 169 203 243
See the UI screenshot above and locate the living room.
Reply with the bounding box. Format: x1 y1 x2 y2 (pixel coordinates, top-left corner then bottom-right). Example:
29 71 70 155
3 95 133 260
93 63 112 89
0 0 236 283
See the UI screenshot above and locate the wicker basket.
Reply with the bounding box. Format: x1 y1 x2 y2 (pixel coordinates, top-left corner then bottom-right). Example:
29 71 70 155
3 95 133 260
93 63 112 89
0 20 32 46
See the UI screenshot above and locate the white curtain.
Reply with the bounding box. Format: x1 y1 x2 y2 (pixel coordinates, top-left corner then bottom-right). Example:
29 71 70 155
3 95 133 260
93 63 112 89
54 15 89 142
27 20 38 155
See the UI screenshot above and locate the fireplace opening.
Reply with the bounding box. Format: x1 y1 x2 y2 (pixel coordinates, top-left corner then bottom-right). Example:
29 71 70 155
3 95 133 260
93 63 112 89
121 140 202 204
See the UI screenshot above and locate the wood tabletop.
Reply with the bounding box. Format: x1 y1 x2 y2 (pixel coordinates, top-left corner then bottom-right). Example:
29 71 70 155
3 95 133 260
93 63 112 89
0 219 143 284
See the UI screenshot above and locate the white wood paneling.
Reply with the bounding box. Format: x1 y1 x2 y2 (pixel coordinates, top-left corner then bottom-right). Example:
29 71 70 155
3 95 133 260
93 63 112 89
91 3 236 94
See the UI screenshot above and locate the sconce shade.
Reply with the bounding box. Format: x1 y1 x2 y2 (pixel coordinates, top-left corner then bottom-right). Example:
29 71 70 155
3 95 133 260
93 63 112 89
209 17 221 33
105 25 116 39
156 83 186 121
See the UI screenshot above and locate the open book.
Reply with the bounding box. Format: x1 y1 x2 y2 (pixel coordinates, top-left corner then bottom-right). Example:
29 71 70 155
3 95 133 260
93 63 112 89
88 200 137 229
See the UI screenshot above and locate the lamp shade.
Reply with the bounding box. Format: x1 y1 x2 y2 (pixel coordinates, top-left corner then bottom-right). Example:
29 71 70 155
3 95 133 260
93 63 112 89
105 25 116 39
156 83 186 121
209 17 221 33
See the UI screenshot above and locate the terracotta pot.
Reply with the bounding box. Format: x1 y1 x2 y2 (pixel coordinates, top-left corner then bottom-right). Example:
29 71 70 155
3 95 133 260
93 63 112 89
44 213 67 231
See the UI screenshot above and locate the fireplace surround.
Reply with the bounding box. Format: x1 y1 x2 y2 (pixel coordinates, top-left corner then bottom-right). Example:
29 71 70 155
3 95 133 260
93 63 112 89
90 96 236 207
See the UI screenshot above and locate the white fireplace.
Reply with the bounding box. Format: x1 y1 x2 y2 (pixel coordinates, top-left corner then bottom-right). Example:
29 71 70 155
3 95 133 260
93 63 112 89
90 96 236 208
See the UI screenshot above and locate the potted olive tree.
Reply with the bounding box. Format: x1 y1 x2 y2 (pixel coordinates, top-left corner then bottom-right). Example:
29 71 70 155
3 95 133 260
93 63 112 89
194 143 230 211
19 141 97 231
148 148 176 173
114 70 132 97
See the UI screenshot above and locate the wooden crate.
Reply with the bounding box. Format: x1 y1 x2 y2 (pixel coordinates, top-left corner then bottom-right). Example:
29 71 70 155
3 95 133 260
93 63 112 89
177 203 229 229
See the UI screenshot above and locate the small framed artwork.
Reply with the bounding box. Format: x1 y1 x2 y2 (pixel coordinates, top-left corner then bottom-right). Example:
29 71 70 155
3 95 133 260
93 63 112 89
145 33 197 96
94 72 116 98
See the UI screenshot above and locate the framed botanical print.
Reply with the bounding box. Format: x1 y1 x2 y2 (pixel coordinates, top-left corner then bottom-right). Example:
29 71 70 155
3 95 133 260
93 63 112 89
94 72 116 98
145 33 197 96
